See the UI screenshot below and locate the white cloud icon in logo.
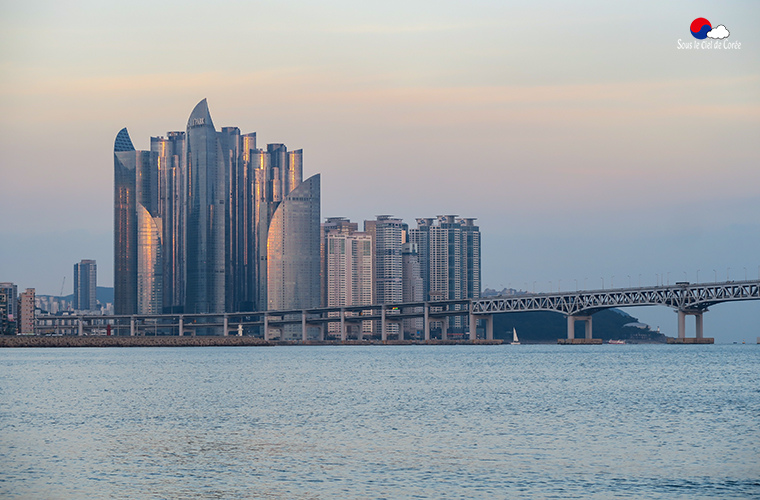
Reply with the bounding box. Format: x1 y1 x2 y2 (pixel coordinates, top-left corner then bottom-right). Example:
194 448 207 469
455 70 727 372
706 25 730 39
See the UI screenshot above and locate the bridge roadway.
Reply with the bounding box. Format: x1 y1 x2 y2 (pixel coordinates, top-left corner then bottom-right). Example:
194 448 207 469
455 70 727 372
36 279 760 342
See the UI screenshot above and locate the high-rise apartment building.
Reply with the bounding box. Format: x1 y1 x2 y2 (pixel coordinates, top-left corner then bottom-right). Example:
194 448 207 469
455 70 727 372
73 260 97 311
409 216 481 302
409 216 481 333
364 216 405 305
322 217 374 337
18 288 35 335
114 99 320 320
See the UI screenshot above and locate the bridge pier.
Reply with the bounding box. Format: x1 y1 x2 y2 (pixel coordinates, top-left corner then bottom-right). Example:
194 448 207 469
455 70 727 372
179 316 184 336
223 315 229 337
424 303 430 341
567 315 593 340
302 310 307 342
263 314 270 341
130 316 136 337
340 308 346 342
469 311 477 341
677 309 706 339
484 315 493 340
381 306 387 342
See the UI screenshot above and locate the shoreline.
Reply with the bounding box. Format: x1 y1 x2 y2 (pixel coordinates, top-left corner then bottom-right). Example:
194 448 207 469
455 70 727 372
0 336 504 348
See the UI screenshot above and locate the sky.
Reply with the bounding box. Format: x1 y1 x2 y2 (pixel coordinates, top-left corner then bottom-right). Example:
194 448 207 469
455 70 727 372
1 0 758 342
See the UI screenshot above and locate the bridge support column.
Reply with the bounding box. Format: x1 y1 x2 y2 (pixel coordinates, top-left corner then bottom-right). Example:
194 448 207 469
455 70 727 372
319 322 325 341
223 315 229 337
130 316 135 337
485 315 493 340
179 316 184 337
302 310 308 342
263 314 270 341
678 310 686 339
441 318 448 340
381 306 387 342
424 303 430 341
78 317 84 336
469 312 477 341
567 315 592 340
340 308 346 342
695 312 704 339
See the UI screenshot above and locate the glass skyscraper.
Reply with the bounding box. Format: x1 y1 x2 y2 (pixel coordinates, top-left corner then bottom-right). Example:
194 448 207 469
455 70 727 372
113 99 321 318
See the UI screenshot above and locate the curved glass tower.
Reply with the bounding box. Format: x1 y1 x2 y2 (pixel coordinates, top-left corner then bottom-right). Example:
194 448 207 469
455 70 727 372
113 128 138 315
266 174 321 311
114 128 163 315
185 99 226 314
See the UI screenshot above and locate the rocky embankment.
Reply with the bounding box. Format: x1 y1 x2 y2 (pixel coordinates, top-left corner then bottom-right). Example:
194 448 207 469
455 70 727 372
0 336 503 348
0 336 274 348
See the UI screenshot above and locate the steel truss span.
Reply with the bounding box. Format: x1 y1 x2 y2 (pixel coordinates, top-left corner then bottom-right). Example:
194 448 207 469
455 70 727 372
472 280 760 316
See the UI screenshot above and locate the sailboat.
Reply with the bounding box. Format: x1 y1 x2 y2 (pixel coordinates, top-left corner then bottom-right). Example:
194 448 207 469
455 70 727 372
511 327 520 345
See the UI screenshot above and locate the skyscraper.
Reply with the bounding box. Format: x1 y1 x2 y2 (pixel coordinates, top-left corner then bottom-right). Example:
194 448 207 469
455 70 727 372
185 100 226 314
113 99 320 321
151 131 186 313
113 128 163 315
322 217 374 337
364 215 404 305
73 259 97 311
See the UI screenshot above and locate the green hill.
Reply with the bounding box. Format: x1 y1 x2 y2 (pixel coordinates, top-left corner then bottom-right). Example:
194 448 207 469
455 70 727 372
492 308 666 343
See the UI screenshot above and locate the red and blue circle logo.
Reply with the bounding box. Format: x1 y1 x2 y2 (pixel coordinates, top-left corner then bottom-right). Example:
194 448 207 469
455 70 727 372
690 18 712 39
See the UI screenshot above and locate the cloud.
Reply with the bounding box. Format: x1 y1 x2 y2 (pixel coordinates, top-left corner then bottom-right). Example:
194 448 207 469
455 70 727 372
706 25 729 39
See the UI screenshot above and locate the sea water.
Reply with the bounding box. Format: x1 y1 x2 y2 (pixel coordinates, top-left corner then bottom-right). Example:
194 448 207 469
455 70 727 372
1 344 758 499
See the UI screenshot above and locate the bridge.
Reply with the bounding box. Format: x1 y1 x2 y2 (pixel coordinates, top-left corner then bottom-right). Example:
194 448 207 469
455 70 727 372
472 279 760 341
35 279 760 343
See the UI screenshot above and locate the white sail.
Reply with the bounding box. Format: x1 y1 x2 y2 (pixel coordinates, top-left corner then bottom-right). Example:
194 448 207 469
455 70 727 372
511 327 520 344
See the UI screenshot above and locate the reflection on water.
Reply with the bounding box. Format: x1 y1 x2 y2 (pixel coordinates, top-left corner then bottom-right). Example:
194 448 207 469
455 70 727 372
1 345 759 499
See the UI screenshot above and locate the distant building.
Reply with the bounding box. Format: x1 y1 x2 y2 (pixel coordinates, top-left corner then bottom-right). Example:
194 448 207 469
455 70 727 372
0 290 9 335
73 259 97 311
0 282 18 334
322 218 374 337
18 288 35 335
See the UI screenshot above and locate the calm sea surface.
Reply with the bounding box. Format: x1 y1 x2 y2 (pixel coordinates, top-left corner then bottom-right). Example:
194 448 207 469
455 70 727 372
1 344 758 499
